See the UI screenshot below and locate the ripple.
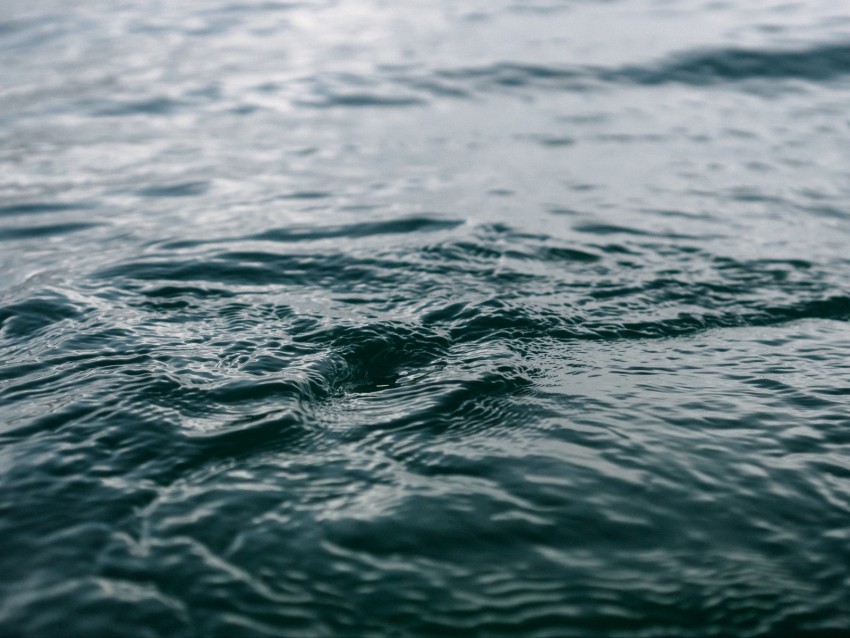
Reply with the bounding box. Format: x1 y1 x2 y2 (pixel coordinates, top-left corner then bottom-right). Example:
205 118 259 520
0 291 86 340
297 93 428 108
136 181 210 198
250 216 464 243
0 221 101 240
623 42 850 85
91 97 186 117
428 42 850 97
0 202 92 218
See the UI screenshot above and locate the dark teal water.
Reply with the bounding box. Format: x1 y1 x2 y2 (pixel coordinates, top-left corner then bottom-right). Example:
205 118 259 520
3 1 850 636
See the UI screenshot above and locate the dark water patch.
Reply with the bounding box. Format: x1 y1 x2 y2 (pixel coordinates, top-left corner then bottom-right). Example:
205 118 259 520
198 2 304 18
140 285 237 300
0 292 85 340
537 136 576 147
183 412 315 463
297 93 427 109
572 222 654 236
421 272 849 345
802 204 850 220
535 245 602 263
431 42 850 98
0 351 151 405
441 62 582 85
724 187 788 204
0 201 93 218
95 253 399 289
429 298 574 344
398 77 472 99
504 246 601 264
718 256 813 272
761 295 850 324
436 62 591 93
0 401 98 442
98 247 514 298
0 14 71 54
643 207 716 221
0 222 101 240
592 132 668 144
381 366 537 440
579 295 850 341
620 42 850 86
252 216 463 243
573 221 714 240
275 190 332 200
0 16 39 37
130 285 237 311
92 97 185 117
548 206 582 216
294 321 452 392
740 377 839 411
208 376 331 407
136 181 210 198
157 216 462 250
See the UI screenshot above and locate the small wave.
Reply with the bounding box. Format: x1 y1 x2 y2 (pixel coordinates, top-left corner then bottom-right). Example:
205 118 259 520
93 219 847 348
0 222 101 241
204 41 850 113
296 93 427 109
136 182 210 198
275 191 331 200
433 62 591 94
572 222 712 240
251 217 464 243
0 291 86 340
91 97 185 117
0 202 92 218
427 42 850 97
157 216 462 250
620 42 850 85
96 252 415 292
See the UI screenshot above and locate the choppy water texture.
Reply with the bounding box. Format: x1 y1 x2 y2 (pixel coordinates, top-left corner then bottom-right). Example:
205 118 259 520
2 0 850 636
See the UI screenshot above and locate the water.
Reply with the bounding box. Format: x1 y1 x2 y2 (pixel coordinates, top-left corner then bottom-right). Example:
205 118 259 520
2 0 850 635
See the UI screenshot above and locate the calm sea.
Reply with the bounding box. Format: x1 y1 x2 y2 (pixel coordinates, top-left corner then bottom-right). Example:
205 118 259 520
2 0 850 635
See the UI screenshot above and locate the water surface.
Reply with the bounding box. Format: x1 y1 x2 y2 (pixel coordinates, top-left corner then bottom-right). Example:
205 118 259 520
2 1 850 636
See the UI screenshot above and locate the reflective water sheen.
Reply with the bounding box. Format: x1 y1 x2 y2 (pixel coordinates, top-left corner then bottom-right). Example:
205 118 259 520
2 1 850 636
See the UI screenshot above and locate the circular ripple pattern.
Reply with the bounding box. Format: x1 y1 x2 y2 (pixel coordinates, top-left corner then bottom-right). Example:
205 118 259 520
2 1 850 636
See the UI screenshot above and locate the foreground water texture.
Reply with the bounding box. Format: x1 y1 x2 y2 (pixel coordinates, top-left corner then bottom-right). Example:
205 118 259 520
3 0 850 636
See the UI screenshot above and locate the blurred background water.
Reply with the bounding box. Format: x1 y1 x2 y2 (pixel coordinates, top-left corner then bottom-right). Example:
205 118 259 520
2 0 850 636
